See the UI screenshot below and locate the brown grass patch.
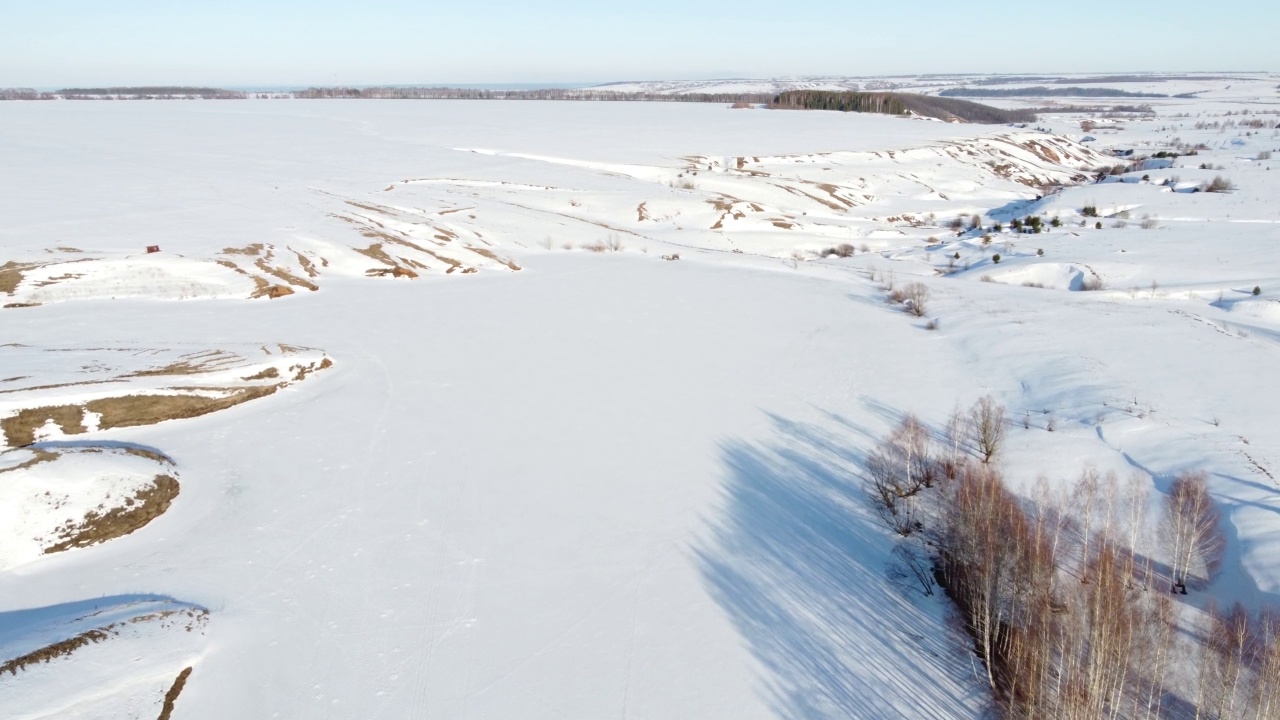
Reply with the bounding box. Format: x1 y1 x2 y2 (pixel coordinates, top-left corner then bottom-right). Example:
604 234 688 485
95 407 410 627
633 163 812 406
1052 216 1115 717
0 261 40 295
254 258 318 291
1 608 207 677
85 386 281 431
45 474 180 554
241 366 280 381
0 448 58 474
56 247 83 253
466 246 521 271
2 405 86 447
128 362 208 377
3 302 41 309
1 628 111 675
291 357 333 382
293 251 319 278
158 667 194 720
221 243 264 256
123 447 176 465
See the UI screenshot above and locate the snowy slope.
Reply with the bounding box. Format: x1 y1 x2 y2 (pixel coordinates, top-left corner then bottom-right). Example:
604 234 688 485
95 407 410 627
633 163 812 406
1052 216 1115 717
1 94 1278 718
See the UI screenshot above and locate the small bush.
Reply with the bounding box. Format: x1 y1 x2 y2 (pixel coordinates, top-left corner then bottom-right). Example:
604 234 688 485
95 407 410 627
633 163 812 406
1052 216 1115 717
1254 285 1262 296
1140 216 1159 230
1080 275 1107 291
1082 204 1098 217
1259 150 1273 160
903 283 930 317
992 253 1002 264
1203 175 1235 193
1112 220 1128 228
1050 216 1062 227
925 318 939 331
1095 221 1103 230
1036 248 1045 256
825 243 855 258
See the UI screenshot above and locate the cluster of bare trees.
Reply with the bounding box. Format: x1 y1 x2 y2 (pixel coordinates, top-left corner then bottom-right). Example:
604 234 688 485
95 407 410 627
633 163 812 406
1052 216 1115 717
864 397 1279 719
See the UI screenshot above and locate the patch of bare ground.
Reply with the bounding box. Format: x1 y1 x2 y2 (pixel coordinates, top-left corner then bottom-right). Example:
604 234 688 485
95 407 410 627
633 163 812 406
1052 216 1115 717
3 302 40 309
241 366 280 381
2 405 87 447
0 261 41 295
221 243 264 255
33 272 86 288
158 667 194 720
249 276 295 299
123 446 176 465
85 385 282 431
466 246 521 271
254 258 318 292
1 608 208 676
0 448 59 474
45 474 179 553
1 628 111 675
290 357 333 382
292 250 319 278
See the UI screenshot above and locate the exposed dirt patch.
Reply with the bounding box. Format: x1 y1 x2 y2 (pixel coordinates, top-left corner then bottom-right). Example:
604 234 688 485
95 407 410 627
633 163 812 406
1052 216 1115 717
1 608 208 677
3 302 41 309
0 448 58 474
254 258 318 291
241 366 280 381
466 246 521 271
0 261 40 295
291 357 333 382
2 405 87 447
1 627 111 675
123 447 176 465
45 474 179 554
158 667 194 720
293 250 319 278
85 386 281 431
221 243 264 256
33 272 86 288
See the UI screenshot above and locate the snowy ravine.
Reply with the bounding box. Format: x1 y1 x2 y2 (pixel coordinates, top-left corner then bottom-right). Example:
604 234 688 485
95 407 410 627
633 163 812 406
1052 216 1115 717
1 86 1278 718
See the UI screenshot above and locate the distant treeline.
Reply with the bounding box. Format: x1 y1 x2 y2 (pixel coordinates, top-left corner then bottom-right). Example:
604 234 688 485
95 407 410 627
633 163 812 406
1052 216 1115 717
770 91 1036 123
0 88 52 100
57 86 247 98
294 86 773 103
941 86 1174 99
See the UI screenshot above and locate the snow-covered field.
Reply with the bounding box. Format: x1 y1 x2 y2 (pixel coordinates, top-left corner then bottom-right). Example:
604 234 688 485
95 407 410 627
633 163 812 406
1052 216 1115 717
2 75 1279 718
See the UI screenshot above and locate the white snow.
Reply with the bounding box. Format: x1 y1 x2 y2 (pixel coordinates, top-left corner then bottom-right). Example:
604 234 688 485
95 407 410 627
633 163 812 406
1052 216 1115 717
1 77 1279 717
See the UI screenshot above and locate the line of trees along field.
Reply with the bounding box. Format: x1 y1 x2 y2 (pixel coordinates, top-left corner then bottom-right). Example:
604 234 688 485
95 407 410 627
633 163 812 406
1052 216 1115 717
770 90 1037 123
869 399 1280 719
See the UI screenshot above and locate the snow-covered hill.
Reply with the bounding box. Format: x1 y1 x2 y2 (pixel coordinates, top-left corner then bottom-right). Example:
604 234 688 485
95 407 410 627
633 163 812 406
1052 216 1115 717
2 90 1278 718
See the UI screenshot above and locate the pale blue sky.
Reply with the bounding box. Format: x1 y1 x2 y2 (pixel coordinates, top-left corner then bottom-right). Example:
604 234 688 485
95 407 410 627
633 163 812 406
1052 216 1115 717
4 0 1275 87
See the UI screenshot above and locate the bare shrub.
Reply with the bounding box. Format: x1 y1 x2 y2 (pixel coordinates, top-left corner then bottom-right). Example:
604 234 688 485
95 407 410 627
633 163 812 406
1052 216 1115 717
1080 275 1107 291
866 415 935 535
824 243 855 258
903 282 929 317
968 396 1007 464
1140 215 1159 230
1163 470 1224 593
1203 175 1235 193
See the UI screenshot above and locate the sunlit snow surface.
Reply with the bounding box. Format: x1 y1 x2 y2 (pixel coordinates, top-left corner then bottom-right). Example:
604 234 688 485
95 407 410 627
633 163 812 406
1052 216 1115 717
2 75 1279 718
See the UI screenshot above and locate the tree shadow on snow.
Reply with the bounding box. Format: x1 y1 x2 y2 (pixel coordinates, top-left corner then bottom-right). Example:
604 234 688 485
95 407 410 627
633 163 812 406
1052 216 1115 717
695 412 987 720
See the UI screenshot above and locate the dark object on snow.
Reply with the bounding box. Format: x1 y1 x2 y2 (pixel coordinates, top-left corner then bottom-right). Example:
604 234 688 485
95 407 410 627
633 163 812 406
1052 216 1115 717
146 245 160 253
